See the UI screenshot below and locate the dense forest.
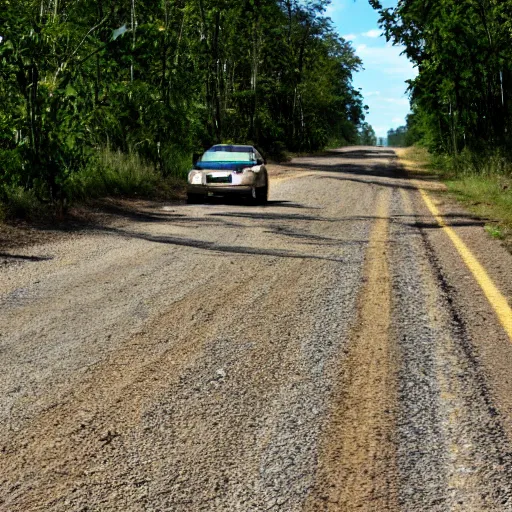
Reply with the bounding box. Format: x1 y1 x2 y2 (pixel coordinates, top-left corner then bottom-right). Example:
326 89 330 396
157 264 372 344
0 0 367 211
371 0 512 163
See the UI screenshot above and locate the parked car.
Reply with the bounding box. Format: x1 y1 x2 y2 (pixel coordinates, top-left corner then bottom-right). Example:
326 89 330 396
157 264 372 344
187 145 268 204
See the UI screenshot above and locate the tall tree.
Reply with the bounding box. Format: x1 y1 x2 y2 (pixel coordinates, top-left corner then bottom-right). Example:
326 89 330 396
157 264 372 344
0 0 365 204
371 0 512 156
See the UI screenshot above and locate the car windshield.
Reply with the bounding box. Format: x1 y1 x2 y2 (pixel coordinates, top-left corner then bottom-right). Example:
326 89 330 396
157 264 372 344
201 151 256 163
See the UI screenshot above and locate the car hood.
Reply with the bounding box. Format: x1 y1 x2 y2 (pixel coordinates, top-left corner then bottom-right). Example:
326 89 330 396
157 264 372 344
195 161 254 171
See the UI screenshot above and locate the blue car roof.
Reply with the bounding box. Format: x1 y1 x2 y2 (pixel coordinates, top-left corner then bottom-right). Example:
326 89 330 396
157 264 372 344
208 145 254 153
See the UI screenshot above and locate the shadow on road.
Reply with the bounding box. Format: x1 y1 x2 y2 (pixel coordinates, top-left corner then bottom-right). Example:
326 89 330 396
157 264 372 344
98 226 352 263
1 148 484 254
279 148 441 185
0 253 53 262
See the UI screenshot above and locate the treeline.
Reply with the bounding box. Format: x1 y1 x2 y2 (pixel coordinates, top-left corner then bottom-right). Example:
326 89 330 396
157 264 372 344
372 0 512 161
0 0 365 208
387 125 408 147
359 122 377 146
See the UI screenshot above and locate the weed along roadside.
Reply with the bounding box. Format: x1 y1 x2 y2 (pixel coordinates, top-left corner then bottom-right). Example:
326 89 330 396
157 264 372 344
396 146 512 253
0 148 188 223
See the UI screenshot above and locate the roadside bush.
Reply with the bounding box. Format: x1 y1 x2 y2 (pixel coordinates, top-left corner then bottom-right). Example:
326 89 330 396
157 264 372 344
400 145 512 248
431 148 512 179
0 148 24 186
64 149 163 202
0 147 187 220
160 145 193 179
0 185 45 220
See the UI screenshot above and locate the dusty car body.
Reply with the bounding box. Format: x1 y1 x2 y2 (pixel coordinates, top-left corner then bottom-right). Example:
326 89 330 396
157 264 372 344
187 145 268 204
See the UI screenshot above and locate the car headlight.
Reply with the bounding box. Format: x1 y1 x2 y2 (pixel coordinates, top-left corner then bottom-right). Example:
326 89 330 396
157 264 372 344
188 170 203 185
243 166 259 173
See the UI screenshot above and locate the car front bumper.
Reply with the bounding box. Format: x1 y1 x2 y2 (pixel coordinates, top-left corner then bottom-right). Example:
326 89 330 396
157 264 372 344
187 185 254 196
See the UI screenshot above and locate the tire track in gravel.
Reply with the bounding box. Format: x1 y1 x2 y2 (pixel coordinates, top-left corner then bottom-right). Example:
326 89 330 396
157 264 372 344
144 256 362 512
392 187 512 511
1 171 374 511
7 147 512 511
1 261 281 510
304 187 398 511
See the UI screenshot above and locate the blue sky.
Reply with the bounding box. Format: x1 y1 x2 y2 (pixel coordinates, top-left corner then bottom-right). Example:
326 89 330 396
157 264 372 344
325 0 417 138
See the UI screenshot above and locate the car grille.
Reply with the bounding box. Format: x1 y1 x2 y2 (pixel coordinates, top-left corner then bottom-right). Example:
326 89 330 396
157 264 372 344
206 175 232 184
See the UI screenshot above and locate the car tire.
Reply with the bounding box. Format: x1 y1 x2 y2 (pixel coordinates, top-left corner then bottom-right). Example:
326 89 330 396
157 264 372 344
187 193 203 204
255 181 268 205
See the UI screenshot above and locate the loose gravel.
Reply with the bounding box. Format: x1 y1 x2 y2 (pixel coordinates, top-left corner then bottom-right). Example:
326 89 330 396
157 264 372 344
2 147 512 511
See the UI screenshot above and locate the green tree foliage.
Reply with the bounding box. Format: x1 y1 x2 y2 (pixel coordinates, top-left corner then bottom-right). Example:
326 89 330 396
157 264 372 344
371 0 512 158
358 122 377 146
0 0 365 205
387 125 407 147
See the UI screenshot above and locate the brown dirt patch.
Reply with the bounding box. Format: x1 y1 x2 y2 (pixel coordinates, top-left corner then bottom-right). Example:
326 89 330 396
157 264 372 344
303 189 398 511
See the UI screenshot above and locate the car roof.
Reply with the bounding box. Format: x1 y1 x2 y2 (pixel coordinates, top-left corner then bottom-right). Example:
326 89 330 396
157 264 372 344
208 145 255 153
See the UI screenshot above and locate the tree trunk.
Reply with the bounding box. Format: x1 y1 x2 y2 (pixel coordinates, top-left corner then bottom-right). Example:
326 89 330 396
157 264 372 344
212 10 222 142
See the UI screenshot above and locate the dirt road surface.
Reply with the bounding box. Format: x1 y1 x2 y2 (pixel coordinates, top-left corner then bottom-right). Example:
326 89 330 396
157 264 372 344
2 147 512 511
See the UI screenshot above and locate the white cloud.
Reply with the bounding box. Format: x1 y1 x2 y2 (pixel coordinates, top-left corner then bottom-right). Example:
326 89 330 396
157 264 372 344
362 29 381 38
373 126 389 137
355 44 416 78
383 98 409 106
342 34 357 41
351 39 416 137
324 1 346 17
369 101 409 112
383 67 416 76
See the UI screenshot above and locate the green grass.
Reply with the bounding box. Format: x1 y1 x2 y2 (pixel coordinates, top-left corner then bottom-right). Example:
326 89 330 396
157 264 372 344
65 150 163 201
485 224 505 240
398 146 512 249
0 148 189 221
446 175 512 239
0 186 45 221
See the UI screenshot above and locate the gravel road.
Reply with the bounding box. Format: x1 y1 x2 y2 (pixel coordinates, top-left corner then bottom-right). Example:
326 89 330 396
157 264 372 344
2 147 512 511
